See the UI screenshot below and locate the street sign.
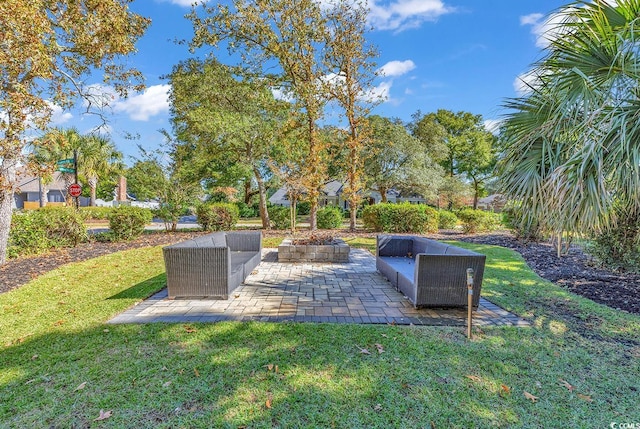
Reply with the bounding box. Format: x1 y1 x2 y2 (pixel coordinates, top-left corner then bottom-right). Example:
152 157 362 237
68 183 82 198
56 158 74 165
58 167 75 174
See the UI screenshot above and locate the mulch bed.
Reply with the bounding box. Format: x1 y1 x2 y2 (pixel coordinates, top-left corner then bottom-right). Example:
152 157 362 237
1 229 638 316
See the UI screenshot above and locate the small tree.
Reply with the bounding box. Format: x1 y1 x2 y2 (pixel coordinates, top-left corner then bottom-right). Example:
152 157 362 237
322 0 379 231
128 148 200 232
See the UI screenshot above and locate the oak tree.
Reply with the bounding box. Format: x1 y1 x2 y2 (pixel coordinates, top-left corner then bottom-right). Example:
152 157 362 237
0 0 149 264
188 0 330 230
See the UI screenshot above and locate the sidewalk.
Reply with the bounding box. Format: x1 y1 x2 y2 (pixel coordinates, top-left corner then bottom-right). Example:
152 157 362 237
109 249 530 327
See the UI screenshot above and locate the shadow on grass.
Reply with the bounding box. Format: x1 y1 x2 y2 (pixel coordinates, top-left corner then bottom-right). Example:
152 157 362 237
107 273 166 300
2 240 640 427
0 322 520 428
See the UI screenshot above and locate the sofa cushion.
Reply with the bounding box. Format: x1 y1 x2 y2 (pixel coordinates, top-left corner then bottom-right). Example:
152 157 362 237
377 235 413 257
230 251 256 271
378 256 415 282
413 237 449 255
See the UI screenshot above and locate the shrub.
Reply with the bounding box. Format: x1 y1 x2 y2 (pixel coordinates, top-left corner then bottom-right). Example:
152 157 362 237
236 201 258 218
587 205 640 272
296 201 311 216
502 204 543 241
457 208 502 234
269 206 290 230
9 213 50 258
438 210 458 229
79 206 113 220
196 203 240 231
362 203 438 234
39 206 88 246
9 207 88 258
107 206 153 240
317 206 344 229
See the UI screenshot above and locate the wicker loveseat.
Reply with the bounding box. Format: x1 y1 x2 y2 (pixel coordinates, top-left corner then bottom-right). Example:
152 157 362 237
376 235 486 308
163 231 262 299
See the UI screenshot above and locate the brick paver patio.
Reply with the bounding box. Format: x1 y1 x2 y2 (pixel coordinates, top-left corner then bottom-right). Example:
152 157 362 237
108 248 530 327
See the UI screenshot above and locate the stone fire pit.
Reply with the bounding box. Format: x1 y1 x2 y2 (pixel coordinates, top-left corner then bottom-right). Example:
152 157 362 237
278 237 350 262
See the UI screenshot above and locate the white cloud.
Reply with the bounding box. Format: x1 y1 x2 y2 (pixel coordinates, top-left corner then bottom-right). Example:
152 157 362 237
157 0 202 7
47 102 73 126
378 60 416 77
520 10 570 48
513 70 543 96
484 119 502 135
362 81 392 103
113 84 170 121
520 13 543 26
368 0 455 32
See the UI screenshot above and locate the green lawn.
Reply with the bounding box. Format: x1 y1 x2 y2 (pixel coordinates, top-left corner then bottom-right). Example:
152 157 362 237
1 239 639 428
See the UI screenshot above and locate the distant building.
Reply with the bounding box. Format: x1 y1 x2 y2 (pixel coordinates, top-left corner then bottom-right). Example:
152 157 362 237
12 169 89 209
269 179 428 208
476 194 506 212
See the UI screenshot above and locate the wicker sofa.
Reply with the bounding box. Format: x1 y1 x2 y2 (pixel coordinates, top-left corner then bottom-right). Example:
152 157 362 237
376 235 486 308
163 231 262 299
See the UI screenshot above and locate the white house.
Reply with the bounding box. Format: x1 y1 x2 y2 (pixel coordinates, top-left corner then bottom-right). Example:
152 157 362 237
269 180 428 208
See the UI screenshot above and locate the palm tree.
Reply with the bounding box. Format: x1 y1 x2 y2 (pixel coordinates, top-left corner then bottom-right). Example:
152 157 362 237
79 135 124 206
31 129 123 206
30 128 81 206
499 0 640 255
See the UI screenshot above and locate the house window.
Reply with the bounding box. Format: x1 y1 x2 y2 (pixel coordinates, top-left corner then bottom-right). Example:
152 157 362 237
49 194 64 203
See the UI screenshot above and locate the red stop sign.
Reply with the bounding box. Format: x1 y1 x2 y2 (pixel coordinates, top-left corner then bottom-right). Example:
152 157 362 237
68 183 82 197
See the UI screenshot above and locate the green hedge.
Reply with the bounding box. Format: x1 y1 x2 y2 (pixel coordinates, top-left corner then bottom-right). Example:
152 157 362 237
107 206 153 240
438 210 459 229
317 206 344 229
362 203 438 233
9 207 87 258
236 202 258 218
79 206 113 220
196 203 240 231
457 208 502 234
269 206 290 230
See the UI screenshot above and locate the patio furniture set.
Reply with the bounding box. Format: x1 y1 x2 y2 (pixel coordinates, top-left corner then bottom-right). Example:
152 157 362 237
163 232 486 309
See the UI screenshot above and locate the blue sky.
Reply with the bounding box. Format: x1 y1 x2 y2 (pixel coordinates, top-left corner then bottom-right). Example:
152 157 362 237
54 0 568 163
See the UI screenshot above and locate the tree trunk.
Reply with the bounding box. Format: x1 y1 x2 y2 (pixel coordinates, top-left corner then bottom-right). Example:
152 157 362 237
473 179 479 210
290 197 297 233
0 119 21 265
0 159 17 266
349 200 357 232
379 186 388 203
89 176 98 207
244 179 252 205
39 178 48 208
62 173 74 206
253 167 270 230
0 188 14 266
309 199 318 231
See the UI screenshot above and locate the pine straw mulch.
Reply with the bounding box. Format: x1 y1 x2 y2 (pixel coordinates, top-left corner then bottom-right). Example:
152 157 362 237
1 229 638 316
